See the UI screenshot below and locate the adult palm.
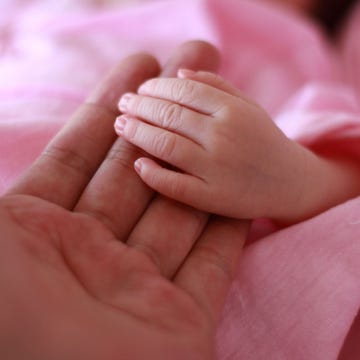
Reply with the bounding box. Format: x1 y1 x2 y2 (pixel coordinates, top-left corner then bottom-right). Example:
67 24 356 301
0 43 248 360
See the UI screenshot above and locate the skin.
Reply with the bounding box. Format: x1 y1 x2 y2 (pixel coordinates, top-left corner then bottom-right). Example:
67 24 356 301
0 41 249 359
338 310 360 360
116 70 360 223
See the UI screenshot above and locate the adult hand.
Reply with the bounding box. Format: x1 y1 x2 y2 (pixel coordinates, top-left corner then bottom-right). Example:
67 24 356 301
1 41 249 359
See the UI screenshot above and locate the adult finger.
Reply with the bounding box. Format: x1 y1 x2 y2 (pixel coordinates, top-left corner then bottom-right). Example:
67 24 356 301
338 310 360 360
174 217 250 326
127 197 208 278
161 40 221 78
75 41 220 239
7 54 160 209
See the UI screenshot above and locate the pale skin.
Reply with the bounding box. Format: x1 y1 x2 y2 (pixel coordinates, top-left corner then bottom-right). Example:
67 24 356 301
0 41 249 359
116 70 360 223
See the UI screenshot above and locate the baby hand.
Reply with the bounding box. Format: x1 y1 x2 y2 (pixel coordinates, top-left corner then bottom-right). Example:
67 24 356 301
115 70 304 220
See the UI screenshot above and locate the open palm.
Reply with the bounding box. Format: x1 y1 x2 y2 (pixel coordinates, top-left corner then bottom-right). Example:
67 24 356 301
1 194 219 360
0 43 248 360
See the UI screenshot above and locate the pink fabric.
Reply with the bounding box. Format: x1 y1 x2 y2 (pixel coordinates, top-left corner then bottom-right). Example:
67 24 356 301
1 0 360 358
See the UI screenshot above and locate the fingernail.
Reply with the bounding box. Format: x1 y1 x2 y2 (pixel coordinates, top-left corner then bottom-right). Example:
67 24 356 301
178 68 196 78
118 93 133 112
114 115 127 135
134 159 142 174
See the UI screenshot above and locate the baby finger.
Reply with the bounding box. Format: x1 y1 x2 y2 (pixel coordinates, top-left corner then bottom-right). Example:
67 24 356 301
114 115 204 174
134 157 206 208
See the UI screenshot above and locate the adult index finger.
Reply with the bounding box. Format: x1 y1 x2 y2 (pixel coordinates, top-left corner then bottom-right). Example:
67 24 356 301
6 54 160 209
174 217 250 327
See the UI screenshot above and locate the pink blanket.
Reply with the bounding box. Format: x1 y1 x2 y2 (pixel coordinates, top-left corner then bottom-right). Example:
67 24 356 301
1 0 360 358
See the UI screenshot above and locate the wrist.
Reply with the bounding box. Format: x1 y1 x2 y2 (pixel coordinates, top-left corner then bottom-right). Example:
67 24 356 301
271 142 360 223
260 138 309 223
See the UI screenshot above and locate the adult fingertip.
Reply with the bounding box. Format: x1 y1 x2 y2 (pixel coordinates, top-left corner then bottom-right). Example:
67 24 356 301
161 40 221 78
177 68 196 79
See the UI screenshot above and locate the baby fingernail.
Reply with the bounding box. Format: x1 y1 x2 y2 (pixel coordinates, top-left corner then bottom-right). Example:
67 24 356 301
118 93 133 112
114 115 127 135
134 159 142 174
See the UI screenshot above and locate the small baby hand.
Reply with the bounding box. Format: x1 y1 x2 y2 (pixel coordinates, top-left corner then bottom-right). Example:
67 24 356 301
115 70 304 220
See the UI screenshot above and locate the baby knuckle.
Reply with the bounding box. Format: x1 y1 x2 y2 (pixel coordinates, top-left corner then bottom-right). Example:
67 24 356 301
134 97 147 115
168 177 183 198
152 132 176 159
160 103 183 129
213 98 234 117
172 80 197 104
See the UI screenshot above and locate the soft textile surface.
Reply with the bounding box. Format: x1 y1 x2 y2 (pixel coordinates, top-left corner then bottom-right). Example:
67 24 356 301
1 0 360 358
